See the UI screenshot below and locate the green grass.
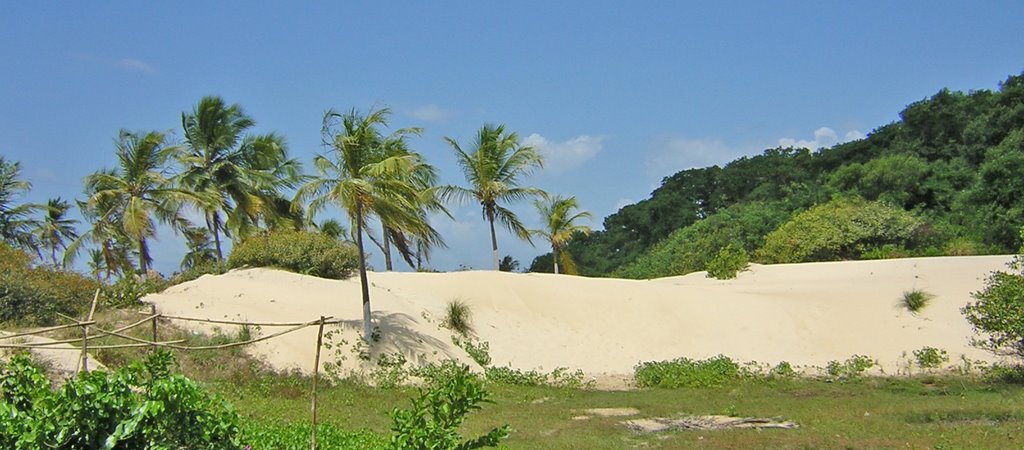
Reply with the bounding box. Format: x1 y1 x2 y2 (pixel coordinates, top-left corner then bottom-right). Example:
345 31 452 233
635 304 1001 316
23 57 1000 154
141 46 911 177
207 372 1024 449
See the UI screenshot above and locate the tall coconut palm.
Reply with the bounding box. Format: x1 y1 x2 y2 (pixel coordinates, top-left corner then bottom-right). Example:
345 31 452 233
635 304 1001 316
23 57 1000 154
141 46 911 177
180 226 218 270
372 136 448 271
179 96 302 260
0 157 42 252
532 195 592 275
65 172 135 280
33 197 79 267
295 107 433 341
84 130 200 274
443 124 546 270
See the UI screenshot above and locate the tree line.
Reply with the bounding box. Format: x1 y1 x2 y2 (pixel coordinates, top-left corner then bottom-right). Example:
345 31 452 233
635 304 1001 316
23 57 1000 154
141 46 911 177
532 72 1024 277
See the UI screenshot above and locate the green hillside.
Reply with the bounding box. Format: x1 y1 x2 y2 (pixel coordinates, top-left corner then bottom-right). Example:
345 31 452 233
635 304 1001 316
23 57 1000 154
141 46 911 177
530 73 1024 278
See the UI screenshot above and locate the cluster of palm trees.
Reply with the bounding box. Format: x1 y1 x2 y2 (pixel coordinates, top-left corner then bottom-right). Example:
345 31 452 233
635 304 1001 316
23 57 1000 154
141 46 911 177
1 97 595 339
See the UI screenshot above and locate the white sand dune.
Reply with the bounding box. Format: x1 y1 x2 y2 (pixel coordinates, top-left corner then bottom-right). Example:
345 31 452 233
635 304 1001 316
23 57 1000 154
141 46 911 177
145 255 1016 383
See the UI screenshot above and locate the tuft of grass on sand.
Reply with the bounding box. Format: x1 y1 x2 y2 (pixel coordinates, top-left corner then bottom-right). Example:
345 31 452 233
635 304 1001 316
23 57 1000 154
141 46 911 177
443 298 473 336
902 289 935 313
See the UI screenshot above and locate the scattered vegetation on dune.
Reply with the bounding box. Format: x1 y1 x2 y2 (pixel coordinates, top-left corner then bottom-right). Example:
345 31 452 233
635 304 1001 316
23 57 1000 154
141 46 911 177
902 288 935 314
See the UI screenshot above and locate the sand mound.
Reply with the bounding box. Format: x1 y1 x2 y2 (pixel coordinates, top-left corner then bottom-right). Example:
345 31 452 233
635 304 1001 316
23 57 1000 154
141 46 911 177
144 256 1016 380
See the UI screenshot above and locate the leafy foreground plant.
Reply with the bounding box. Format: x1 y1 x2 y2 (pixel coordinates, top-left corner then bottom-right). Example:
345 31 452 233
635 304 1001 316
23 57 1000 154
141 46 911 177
390 361 510 449
0 351 241 449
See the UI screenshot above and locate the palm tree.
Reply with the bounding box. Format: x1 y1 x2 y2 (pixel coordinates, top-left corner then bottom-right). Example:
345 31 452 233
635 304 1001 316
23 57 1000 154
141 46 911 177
33 197 79 267
443 124 546 270
532 195 592 275
373 136 448 271
65 173 135 280
0 157 42 252
317 218 349 241
180 226 217 270
295 107 433 341
178 96 303 260
84 130 200 274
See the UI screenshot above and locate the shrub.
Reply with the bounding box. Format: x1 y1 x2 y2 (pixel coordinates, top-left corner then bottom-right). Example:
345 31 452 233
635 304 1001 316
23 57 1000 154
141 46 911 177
452 336 491 367
634 355 740 388
228 230 359 280
771 361 797 377
443 298 473 336
913 346 950 370
103 273 170 308
388 361 510 449
756 196 925 264
705 243 750 280
825 354 876 380
962 268 1024 358
0 242 100 325
0 351 243 448
169 261 229 286
902 289 935 314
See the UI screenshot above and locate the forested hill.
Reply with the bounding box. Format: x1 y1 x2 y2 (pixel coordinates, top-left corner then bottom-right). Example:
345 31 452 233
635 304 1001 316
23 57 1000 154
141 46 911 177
530 72 1024 278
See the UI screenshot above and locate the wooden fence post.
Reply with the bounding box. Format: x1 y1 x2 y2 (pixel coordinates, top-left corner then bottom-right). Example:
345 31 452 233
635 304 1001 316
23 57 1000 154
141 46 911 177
150 304 158 353
311 316 326 450
79 289 100 374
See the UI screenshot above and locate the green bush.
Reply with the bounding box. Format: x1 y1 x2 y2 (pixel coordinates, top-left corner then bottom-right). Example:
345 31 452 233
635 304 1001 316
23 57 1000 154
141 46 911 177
913 346 950 370
0 242 100 325
388 361 510 449
0 351 242 449
103 274 170 308
634 355 741 388
757 196 925 264
169 261 229 286
825 355 876 380
228 230 359 280
705 243 750 280
962 268 1024 358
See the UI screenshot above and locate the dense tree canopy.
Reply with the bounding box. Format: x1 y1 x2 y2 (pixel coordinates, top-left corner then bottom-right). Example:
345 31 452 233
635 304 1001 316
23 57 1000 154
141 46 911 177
537 72 1024 278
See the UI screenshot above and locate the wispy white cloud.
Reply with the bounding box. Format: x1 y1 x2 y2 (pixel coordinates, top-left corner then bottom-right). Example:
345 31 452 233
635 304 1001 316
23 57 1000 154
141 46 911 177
777 127 863 150
73 53 157 74
409 104 453 122
523 133 604 175
645 136 753 179
117 58 156 74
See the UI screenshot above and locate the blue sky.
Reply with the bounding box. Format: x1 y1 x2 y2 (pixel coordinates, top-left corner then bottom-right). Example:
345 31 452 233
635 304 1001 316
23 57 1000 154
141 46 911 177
2 2 1023 274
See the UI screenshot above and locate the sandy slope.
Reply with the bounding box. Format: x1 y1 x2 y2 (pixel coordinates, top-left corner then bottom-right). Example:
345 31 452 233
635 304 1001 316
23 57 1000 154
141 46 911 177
145 256 1016 382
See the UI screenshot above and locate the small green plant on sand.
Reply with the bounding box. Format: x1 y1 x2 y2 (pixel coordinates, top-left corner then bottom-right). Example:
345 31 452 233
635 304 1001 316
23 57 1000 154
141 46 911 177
443 298 474 336
826 354 876 380
452 336 492 367
913 346 949 370
902 289 935 313
634 355 740 388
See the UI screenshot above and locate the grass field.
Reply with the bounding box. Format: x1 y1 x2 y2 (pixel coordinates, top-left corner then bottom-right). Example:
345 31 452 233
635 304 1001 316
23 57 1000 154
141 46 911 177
206 370 1024 449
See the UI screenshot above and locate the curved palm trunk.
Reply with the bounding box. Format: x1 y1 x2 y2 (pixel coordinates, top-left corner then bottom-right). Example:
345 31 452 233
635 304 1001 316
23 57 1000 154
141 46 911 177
210 212 224 261
553 247 559 275
355 205 373 341
381 224 393 271
138 236 150 275
487 209 499 270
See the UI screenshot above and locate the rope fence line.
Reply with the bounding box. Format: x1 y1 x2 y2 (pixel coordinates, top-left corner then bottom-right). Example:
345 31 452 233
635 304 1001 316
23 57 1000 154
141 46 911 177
2 297 339 450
